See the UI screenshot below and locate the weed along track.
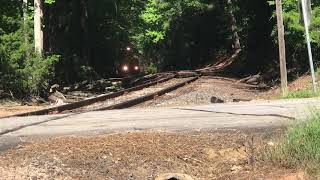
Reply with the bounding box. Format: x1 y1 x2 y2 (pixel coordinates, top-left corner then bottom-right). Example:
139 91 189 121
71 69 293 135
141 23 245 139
2 75 198 118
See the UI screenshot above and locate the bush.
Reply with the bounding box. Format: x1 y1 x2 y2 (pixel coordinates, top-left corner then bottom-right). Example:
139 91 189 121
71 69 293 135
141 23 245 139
23 54 60 95
77 65 99 82
0 53 60 97
145 62 158 74
0 28 60 97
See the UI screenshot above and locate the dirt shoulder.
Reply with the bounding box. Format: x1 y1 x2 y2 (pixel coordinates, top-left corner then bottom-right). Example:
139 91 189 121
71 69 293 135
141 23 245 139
0 100 45 118
138 75 318 108
260 75 314 99
0 129 304 179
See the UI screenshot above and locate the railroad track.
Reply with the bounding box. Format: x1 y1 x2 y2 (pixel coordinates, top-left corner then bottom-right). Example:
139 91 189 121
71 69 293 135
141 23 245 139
2 74 199 118
66 77 198 113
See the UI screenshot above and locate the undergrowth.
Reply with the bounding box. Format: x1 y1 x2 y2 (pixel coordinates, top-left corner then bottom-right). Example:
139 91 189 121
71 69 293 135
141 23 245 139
281 89 320 99
266 111 320 177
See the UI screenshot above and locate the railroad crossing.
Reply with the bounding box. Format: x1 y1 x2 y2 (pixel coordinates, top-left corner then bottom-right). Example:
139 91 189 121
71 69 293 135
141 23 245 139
1 98 320 151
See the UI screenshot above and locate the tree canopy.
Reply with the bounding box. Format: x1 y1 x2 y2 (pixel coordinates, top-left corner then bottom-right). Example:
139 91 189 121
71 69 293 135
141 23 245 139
0 0 319 97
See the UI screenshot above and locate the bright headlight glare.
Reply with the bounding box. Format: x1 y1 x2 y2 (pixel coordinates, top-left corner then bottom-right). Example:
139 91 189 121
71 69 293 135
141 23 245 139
123 65 129 71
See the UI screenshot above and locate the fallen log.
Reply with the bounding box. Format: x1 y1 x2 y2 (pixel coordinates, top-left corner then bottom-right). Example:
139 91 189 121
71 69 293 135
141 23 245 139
176 71 199 78
237 73 261 85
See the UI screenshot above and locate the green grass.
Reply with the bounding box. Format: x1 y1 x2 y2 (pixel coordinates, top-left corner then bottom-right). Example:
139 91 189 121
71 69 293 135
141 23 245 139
267 112 320 176
281 89 320 99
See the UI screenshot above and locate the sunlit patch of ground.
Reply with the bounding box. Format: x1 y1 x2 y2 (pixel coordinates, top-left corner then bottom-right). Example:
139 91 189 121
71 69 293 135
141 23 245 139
0 100 45 118
138 76 262 108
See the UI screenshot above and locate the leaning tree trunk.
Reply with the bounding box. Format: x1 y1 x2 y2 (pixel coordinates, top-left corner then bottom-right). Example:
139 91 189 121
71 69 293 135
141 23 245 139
34 0 44 55
194 0 242 75
226 0 241 50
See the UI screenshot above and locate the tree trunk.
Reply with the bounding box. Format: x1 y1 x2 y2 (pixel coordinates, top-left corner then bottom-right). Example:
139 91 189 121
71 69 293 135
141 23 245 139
226 0 241 50
80 0 90 65
276 0 288 95
34 0 44 55
23 0 28 44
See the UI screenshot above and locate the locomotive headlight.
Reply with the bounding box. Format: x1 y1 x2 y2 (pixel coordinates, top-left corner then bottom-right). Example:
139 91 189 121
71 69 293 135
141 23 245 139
134 66 139 71
122 65 129 71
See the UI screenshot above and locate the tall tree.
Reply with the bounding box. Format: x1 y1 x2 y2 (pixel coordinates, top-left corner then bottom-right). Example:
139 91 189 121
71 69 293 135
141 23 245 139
226 0 241 50
23 0 28 44
80 0 90 64
34 0 44 55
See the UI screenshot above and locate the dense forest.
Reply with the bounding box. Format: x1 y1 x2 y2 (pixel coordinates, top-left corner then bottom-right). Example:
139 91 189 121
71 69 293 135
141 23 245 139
1 0 320 97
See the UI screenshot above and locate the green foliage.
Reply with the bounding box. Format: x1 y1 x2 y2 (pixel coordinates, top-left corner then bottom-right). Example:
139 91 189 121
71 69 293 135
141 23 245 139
77 65 98 82
0 0 59 97
0 28 60 96
44 0 56 5
282 89 320 99
0 1 21 35
131 0 233 71
4 0 320 97
145 62 158 74
23 54 60 95
136 0 206 45
267 112 320 176
272 0 320 72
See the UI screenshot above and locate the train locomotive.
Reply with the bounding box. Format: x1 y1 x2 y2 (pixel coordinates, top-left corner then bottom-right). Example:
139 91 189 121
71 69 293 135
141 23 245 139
118 46 141 76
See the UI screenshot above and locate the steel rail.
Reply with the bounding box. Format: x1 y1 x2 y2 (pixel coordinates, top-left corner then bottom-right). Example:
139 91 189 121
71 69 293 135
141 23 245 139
1 74 176 118
96 76 199 111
